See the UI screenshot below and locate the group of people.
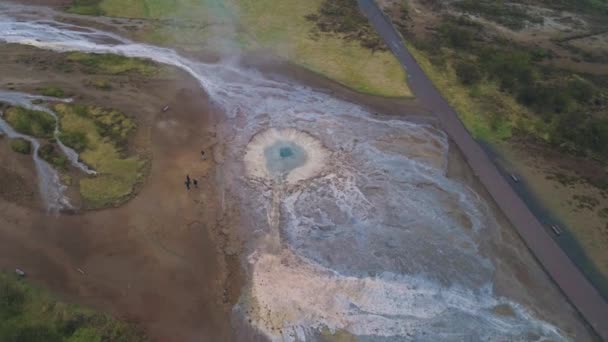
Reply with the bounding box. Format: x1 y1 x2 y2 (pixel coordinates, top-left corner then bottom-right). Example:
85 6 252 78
184 149 206 190
184 150 207 190
185 174 198 190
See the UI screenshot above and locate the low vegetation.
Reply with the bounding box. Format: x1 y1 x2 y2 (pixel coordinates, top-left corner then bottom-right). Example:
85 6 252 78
39 86 68 98
55 104 145 208
39 144 69 171
67 0 105 15
305 0 386 52
87 79 113 91
0 272 143 341
398 12 608 161
4 107 56 139
66 52 159 77
236 0 410 97
9 138 31 155
453 0 544 30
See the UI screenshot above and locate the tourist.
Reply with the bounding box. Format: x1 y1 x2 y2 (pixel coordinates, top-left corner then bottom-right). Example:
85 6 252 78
193 179 198 188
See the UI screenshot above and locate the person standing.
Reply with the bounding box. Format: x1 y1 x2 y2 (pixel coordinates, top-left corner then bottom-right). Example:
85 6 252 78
193 179 198 188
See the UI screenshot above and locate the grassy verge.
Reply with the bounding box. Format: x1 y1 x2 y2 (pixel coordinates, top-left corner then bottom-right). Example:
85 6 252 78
55 104 146 209
0 272 143 342
66 52 159 77
4 107 56 139
9 138 31 155
236 0 410 97
408 46 535 142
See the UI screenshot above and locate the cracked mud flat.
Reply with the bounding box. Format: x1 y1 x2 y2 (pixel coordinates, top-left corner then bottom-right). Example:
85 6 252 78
0 3 598 342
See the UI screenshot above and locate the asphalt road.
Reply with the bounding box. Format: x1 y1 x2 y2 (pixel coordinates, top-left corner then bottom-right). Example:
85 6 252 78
357 0 608 339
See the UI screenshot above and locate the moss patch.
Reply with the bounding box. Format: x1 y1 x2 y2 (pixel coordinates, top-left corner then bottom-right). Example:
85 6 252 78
39 86 67 98
67 52 159 77
0 272 143 342
4 107 56 139
39 144 69 171
55 104 145 208
9 138 31 155
87 79 113 91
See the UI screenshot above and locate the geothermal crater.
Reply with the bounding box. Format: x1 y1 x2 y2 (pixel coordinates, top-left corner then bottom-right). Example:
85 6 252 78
244 128 329 184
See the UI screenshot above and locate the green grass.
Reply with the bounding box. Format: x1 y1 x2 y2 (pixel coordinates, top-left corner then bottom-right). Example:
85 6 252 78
4 107 56 139
39 144 69 171
236 0 410 97
9 139 31 155
66 52 159 77
0 272 143 342
87 79 113 91
39 86 67 98
67 0 105 15
55 104 145 209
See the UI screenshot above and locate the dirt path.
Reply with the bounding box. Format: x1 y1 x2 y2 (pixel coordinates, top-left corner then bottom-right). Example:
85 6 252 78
0 45 243 342
358 0 608 339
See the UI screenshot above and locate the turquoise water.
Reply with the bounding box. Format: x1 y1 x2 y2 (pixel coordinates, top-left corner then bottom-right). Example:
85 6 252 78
264 140 307 177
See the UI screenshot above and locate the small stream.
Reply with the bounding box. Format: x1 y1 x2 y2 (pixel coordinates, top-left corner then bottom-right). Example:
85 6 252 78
0 90 95 211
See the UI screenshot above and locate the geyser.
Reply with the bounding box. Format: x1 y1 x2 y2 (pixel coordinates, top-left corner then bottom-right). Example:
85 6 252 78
244 128 329 184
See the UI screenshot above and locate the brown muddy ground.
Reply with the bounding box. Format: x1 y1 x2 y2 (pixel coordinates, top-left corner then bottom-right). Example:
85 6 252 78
0 44 244 342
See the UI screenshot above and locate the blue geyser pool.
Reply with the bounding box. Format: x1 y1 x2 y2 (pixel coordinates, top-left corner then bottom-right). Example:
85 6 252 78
244 128 329 185
264 141 307 177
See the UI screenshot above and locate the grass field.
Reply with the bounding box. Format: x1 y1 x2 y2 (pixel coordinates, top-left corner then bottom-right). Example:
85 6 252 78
0 272 142 341
55 104 145 209
67 52 160 77
67 0 411 97
235 0 410 97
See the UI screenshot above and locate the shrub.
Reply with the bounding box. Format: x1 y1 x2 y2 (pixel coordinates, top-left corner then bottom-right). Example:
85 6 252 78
0 282 24 319
40 86 66 98
4 107 56 139
439 23 474 49
9 138 32 155
59 131 88 153
38 144 68 171
306 0 387 52
456 61 482 85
